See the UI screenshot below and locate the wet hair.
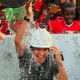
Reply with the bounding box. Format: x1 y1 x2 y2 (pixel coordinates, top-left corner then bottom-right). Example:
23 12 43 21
61 2 75 12
30 46 35 50
30 46 49 50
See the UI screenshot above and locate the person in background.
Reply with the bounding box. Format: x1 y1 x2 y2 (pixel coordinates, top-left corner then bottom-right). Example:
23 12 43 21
36 3 62 29
48 2 80 34
33 0 69 21
0 10 10 34
33 0 51 20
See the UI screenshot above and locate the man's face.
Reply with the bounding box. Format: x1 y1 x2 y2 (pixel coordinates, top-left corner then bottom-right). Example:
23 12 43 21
63 7 75 25
33 48 49 64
